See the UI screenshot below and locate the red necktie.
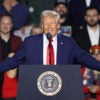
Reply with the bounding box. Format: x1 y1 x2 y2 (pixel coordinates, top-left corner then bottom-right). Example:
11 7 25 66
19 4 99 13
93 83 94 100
46 38 55 65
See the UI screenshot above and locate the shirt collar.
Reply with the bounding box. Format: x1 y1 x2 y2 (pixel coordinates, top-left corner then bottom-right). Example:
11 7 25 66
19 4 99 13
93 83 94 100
43 33 57 43
87 25 100 34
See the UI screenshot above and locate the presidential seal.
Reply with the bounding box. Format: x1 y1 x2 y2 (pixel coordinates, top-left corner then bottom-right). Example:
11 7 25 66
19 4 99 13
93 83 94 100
37 71 62 96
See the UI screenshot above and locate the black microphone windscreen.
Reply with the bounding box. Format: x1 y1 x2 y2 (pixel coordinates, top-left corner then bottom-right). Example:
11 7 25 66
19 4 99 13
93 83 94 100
47 33 52 41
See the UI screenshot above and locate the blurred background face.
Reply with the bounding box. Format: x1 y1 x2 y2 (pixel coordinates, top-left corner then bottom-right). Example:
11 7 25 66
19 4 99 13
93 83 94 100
85 9 99 27
54 4 68 18
0 16 13 34
41 16 60 36
31 27 43 35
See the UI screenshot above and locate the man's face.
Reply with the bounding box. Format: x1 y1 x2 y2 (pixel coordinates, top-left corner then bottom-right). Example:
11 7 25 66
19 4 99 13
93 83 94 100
41 16 60 36
54 4 68 18
0 16 13 34
32 27 43 35
85 9 99 27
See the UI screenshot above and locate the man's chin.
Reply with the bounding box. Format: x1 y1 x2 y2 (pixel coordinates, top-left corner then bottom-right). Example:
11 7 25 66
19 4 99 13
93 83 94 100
88 23 98 27
51 33 57 37
0 31 10 35
44 32 56 37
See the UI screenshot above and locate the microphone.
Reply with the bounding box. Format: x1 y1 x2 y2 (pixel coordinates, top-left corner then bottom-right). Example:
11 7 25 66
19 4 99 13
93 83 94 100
47 33 52 41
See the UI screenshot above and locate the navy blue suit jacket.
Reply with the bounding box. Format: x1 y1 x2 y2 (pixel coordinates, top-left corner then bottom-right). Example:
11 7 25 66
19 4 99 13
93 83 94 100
0 34 100 72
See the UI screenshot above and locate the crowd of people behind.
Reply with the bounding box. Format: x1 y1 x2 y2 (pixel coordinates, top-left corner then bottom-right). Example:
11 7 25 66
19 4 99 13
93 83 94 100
0 0 100 100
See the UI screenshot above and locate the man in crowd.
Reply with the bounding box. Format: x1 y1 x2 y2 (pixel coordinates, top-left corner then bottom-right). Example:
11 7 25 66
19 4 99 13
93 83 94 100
54 1 70 26
0 10 99 73
69 0 100 30
72 7 100 100
0 0 29 31
73 7 100 53
53 1 71 36
0 14 22 100
82 45 100 100
89 45 100 100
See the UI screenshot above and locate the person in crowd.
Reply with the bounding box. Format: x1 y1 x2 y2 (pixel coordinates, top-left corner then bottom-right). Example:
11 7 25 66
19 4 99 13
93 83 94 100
0 10 99 74
0 14 22 100
14 24 33 41
30 25 43 35
0 0 29 31
69 0 100 30
53 1 71 36
82 66 94 100
72 7 100 99
89 45 100 100
82 45 100 100
73 7 100 53
54 1 70 26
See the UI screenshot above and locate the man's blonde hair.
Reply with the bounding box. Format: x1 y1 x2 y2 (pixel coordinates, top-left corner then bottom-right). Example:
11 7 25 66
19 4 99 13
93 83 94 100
41 10 60 24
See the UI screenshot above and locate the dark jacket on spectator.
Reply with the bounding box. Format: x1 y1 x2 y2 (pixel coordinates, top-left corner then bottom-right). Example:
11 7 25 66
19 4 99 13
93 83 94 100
72 26 100 53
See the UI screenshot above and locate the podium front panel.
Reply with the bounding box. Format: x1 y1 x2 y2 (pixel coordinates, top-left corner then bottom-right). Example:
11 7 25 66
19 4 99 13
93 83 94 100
17 65 84 100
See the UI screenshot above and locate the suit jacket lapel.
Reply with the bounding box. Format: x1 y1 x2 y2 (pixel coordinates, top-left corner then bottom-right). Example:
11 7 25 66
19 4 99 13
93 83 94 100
99 37 100 45
57 34 64 64
84 27 91 47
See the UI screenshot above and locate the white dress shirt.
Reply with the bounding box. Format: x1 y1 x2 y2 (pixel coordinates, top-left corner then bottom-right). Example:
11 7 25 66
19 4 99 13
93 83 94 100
85 0 91 7
43 34 57 65
87 25 100 46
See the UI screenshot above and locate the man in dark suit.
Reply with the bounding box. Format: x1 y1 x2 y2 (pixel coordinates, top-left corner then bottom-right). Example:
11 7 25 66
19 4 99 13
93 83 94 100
0 10 100 72
73 7 100 53
69 0 100 30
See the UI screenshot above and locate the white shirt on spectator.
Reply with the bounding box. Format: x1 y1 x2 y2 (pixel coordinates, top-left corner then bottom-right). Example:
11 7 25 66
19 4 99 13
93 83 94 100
87 25 100 46
85 0 91 7
43 34 57 65
14 25 32 41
